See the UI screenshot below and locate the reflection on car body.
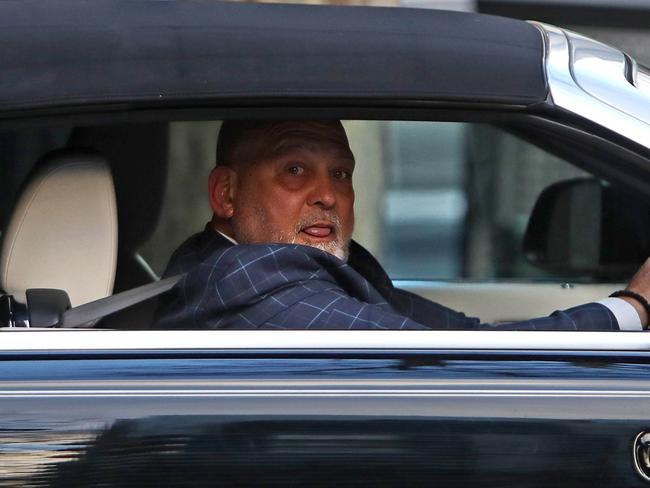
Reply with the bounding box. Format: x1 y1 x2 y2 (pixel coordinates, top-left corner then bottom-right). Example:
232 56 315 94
1 0 650 485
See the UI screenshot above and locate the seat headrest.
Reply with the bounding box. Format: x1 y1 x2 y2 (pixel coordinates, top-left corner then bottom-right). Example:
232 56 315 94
68 123 168 252
0 151 118 306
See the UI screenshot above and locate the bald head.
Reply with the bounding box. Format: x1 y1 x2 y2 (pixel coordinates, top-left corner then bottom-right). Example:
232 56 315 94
216 120 354 169
209 120 356 261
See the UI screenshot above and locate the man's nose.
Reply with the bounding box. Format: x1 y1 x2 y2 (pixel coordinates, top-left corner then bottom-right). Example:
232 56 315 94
307 173 336 209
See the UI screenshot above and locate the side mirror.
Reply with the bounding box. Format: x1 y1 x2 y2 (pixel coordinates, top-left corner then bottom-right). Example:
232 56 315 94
524 178 650 280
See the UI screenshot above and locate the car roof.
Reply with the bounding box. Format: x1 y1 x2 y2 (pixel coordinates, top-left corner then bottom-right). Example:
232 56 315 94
0 0 547 114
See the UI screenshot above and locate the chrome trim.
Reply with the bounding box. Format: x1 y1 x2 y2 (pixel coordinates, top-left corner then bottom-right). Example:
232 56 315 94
530 22 650 150
633 431 650 483
0 330 649 352
569 31 650 122
2 389 650 398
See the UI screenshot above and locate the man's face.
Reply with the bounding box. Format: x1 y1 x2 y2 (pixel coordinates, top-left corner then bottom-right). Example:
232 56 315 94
229 122 355 261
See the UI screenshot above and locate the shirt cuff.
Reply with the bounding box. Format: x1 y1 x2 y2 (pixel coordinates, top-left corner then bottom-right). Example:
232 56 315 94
597 297 643 331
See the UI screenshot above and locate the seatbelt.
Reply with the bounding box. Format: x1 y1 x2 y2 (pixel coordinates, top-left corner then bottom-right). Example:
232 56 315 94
61 275 183 328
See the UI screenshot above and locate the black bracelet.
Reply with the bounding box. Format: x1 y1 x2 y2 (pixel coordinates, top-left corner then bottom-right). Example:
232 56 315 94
610 290 650 329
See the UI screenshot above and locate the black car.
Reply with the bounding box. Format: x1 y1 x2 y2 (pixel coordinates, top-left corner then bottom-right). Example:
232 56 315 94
1 1 650 486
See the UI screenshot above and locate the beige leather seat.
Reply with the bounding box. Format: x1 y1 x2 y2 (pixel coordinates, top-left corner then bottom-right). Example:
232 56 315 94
0 150 118 307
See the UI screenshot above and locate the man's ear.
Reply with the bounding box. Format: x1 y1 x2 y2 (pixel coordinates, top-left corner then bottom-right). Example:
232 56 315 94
208 165 237 219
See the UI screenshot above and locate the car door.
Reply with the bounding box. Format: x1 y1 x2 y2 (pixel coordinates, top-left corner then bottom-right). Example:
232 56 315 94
1 329 649 487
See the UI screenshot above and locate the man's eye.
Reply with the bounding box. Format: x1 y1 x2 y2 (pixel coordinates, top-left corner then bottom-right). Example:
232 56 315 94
287 166 304 175
333 169 352 180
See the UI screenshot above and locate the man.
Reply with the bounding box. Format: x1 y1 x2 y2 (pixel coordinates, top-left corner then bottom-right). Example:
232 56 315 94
155 120 650 330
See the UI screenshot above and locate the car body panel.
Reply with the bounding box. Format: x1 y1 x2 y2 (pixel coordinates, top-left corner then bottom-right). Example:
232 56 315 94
1 349 650 486
534 22 650 151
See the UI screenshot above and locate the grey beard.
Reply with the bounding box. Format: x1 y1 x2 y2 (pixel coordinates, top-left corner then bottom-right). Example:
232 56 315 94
232 207 350 262
298 237 349 261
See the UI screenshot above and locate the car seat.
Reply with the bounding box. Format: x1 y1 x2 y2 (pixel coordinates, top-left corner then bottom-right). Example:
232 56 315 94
67 123 168 329
0 150 118 309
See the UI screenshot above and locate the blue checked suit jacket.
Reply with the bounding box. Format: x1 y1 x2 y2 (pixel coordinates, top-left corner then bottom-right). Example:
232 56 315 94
154 227 620 330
